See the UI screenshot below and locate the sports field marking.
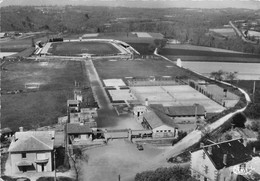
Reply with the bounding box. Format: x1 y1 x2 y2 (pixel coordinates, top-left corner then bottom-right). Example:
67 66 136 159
108 89 137 101
103 79 126 87
130 85 226 113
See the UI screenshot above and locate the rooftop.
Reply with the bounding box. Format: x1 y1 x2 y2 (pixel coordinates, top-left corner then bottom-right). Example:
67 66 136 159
8 131 55 152
67 123 92 134
0 127 13 134
192 139 254 170
143 109 178 129
67 99 80 105
150 104 206 117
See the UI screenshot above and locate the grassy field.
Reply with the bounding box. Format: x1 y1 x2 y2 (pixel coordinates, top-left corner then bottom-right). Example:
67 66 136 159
93 58 201 80
209 28 236 37
0 35 48 52
1 60 93 131
48 41 121 56
160 47 260 59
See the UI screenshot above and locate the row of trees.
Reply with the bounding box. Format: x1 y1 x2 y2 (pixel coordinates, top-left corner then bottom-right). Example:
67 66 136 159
210 70 238 82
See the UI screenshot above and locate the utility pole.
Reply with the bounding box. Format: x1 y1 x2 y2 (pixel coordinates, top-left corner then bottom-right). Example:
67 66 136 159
54 149 56 181
253 81 256 103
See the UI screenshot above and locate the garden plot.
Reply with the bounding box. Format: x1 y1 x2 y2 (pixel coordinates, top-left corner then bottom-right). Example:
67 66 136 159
130 85 225 113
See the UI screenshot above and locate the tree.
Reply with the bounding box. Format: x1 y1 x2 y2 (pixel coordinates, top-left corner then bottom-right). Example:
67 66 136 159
31 37 35 48
225 71 238 83
68 148 88 181
231 113 246 128
225 134 232 140
85 13 89 19
210 70 225 81
135 166 196 181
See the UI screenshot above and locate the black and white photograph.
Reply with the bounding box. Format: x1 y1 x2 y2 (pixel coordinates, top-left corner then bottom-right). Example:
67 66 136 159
0 0 260 180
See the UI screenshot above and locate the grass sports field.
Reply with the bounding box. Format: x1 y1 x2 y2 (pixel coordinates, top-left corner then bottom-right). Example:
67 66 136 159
93 58 202 80
48 41 121 56
1 60 93 131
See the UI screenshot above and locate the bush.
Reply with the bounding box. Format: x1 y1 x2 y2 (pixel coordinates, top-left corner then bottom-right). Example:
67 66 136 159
231 113 246 128
135 166 196 181
244 103 260 119
225 134 232 140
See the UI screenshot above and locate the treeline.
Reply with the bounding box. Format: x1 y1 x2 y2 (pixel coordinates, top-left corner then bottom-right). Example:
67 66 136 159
1 6 260 54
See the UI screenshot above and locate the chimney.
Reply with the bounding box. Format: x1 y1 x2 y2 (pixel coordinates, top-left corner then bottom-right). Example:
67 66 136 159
208 146 212 155
200 142 205 148
145 98 149 106
223 154 227 165
243 138 247 147
19 127 23 132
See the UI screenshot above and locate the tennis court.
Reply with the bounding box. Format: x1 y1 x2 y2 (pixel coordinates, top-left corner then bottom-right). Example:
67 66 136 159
130 85 225 113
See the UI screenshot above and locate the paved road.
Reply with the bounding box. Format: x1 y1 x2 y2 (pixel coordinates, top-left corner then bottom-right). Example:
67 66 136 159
229 21 257 44
151 49 251 162
84 59 123 128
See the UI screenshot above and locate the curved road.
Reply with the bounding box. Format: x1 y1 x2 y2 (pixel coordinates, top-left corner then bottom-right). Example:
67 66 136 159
152 48 251 161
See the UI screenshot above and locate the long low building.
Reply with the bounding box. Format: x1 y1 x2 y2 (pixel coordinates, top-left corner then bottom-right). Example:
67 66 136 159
142 109 178 138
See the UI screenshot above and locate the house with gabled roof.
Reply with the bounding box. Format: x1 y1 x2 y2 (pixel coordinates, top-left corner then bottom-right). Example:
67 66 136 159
8 130 55 174
190 138 255 181
67 123 93 145
142 109 178 138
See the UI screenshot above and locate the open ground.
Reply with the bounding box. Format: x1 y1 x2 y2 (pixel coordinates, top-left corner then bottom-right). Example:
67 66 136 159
93 58 201 80
81 139 178 181
1 59 94 131
161 44 260 63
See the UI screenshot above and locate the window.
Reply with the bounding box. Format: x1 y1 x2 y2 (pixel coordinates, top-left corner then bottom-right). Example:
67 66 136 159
240 163 246 171
164 130 167 132
168 130 171 132
156 130 159 132
22 153 26 158
204 165 209 174
202 152 206 159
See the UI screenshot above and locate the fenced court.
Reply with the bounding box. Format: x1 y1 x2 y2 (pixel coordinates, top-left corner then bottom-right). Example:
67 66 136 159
130 85 225 113
189 80 240 108
103 79 126 87
127 77 184 87
108 89 137 101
